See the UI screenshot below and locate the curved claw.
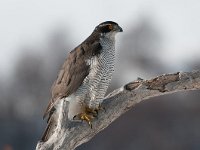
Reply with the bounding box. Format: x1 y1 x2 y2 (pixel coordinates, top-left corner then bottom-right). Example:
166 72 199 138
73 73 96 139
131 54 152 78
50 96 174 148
80 113 93 128
86 107 98 117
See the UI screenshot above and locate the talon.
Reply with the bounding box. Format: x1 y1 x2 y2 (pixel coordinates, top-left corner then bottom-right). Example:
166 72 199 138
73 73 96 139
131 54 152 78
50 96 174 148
79 113 93 128
73 115 76 120
85 106 98 117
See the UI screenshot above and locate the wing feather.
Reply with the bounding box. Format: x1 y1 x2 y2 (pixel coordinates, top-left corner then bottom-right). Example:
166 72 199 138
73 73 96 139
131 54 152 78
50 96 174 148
43 36 102 119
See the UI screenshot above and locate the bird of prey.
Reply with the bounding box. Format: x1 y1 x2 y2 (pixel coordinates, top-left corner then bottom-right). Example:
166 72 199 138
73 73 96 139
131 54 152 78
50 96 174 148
42 21 123 141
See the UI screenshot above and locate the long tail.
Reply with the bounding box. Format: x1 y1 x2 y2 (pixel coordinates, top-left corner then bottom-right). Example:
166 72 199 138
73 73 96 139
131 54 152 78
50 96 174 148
41 107 56 142
41 117 53 142
43 101 54 120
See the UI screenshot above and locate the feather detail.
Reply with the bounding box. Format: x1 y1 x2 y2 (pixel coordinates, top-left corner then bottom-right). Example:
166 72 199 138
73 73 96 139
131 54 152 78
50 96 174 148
43 32 102 119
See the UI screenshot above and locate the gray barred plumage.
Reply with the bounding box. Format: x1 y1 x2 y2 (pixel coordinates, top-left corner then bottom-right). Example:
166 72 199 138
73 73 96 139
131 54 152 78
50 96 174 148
82 36 115 100
67 35 116 119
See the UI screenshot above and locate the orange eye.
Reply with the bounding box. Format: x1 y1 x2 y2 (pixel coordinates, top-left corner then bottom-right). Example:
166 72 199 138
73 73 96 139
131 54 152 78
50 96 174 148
108 24 113 30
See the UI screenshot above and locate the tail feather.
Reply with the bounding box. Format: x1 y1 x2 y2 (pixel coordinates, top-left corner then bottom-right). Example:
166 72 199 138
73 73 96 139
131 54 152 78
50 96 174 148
41 117 53 142
43 101 55 119
41 107 57 141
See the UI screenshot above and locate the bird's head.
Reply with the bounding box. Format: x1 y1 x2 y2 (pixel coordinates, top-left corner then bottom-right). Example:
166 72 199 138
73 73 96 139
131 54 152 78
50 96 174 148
94 21 123 37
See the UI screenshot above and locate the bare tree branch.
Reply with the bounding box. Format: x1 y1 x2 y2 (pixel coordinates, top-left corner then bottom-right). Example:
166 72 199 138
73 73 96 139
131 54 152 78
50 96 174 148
36 71 200 150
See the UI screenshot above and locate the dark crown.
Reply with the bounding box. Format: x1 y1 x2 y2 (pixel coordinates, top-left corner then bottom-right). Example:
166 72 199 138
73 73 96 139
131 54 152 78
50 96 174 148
95 21 120 33
98 21 118 26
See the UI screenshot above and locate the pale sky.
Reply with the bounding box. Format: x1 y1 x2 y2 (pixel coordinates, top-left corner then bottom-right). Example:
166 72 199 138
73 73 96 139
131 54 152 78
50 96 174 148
1 0 200 78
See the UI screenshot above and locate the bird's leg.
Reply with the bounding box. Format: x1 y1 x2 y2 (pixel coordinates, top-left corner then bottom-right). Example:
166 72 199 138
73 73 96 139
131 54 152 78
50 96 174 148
75 103 106 128
78 112 94 128
74 105 98 128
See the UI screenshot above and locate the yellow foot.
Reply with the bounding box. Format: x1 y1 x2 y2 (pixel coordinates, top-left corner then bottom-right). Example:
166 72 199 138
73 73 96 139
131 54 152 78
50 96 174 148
79 113 94 128
87 103 106 116
74 105 105 128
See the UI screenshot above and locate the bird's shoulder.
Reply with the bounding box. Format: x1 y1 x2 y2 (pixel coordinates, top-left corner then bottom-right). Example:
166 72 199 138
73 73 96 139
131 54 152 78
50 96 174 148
43 32 103 118
51 32 102 102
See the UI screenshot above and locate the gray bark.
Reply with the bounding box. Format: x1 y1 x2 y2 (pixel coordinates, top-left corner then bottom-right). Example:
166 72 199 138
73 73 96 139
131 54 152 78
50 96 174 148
36 70 200 150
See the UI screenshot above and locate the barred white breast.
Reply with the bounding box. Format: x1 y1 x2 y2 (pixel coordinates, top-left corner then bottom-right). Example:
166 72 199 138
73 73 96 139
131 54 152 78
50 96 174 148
74 35 115 107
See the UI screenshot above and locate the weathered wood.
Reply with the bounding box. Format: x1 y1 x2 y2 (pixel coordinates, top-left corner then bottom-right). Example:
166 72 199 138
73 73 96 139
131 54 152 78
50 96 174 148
36 70 200 150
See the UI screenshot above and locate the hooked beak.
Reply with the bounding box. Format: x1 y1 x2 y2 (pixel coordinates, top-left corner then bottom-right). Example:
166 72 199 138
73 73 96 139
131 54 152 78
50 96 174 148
117 25 123 32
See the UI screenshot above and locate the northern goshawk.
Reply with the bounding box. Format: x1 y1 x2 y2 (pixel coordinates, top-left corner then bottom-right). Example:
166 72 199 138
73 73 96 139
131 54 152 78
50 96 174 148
42 21 123 141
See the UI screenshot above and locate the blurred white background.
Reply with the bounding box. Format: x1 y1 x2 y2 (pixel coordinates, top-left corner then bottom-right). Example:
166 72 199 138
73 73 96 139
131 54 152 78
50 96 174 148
1 0 200 77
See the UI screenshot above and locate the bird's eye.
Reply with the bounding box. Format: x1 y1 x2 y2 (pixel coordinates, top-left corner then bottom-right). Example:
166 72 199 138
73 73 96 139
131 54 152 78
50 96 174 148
108 24 113 30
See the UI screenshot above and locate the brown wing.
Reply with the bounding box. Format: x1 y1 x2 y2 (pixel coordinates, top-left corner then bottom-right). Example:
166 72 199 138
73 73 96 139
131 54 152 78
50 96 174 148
43 35 102 119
